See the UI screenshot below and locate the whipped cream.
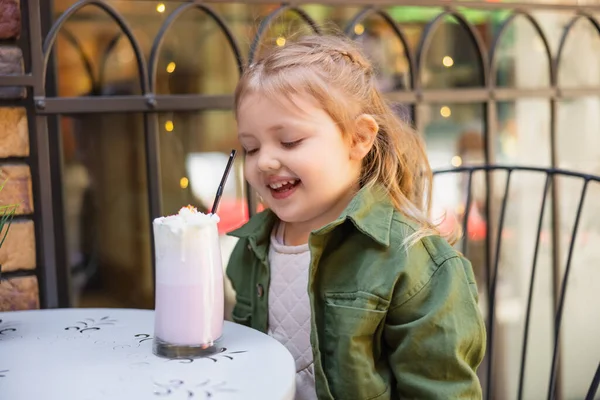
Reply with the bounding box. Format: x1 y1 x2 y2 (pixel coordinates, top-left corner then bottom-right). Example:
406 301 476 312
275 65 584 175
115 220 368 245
153 205 223 284
153 206 220 233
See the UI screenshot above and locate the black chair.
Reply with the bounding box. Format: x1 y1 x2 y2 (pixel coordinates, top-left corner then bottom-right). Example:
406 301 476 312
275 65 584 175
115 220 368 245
432 165 600 400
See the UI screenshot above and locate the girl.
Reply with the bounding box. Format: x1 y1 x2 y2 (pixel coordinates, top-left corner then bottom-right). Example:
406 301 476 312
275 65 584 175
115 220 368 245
226 35 486 400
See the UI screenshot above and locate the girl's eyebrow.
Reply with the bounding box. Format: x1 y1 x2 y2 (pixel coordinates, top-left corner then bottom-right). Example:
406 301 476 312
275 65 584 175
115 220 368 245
267 124 285 133
239 124 286 138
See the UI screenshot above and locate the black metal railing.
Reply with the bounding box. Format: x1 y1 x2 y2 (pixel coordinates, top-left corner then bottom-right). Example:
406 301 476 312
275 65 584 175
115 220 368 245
433 165 600 400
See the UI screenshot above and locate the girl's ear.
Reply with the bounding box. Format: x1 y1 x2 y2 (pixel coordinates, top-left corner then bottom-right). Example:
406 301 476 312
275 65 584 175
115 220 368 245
350 114 379 161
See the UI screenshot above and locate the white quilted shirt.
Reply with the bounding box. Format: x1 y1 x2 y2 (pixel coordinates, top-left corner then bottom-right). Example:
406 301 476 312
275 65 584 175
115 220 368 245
267 222 317 400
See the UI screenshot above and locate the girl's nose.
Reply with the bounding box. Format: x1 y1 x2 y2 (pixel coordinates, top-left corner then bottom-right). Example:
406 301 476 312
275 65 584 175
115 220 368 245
257 150 281 172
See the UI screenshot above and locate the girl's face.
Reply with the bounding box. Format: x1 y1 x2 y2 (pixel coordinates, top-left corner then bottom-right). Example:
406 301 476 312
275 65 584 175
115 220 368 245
237 92 363 232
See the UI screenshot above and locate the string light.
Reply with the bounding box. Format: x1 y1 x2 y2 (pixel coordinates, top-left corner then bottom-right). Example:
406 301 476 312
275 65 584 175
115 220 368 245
354 24 365 35
166 62 176 73
156 3 166 13
440 106 452 118
276 37 286 47
442 56 454 67
165 121 174 132
451 155 463 167
180 177 189 189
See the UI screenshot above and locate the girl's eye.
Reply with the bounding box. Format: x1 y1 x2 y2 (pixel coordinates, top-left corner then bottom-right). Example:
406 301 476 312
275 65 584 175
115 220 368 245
281 139 303 149
245 148 258 155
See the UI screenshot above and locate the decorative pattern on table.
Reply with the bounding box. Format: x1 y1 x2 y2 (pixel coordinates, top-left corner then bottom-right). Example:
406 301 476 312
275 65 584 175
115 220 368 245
89 334 249 371
65 316 117 333
154 379 236 398
166 347 248 364
0 319 16 335
0 319 19 341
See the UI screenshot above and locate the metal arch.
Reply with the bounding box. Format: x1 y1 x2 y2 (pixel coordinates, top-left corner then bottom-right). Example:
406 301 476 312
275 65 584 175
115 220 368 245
58 28 97 92
415 8 489 90
344 6 417 90
487 13 553 399
41 0 149 94
148 3 245 93
555 12 600 87
248 4 322 65
489 10 554 87
98 32 122 93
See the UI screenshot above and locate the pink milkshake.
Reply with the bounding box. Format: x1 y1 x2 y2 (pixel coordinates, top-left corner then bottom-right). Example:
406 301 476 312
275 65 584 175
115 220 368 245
152 206 224 358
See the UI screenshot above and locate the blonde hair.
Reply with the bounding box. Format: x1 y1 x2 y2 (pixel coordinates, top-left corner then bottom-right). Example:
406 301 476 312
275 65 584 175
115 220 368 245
235 35 455 246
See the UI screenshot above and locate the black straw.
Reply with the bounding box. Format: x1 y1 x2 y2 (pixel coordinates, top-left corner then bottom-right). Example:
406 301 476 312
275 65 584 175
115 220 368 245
211 149 237 214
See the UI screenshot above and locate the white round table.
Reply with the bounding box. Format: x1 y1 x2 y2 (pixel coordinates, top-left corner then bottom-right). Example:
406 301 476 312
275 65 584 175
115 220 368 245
0 308 295 400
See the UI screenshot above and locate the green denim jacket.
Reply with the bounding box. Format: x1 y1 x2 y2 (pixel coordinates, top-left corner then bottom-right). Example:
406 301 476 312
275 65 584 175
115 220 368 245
226 185 486 399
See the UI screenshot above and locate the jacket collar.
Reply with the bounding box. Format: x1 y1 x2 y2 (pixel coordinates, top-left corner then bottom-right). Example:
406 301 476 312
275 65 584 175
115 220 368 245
228 184 395 248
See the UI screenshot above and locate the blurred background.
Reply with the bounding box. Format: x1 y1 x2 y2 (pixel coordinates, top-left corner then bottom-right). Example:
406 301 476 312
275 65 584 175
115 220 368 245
33 1 600 398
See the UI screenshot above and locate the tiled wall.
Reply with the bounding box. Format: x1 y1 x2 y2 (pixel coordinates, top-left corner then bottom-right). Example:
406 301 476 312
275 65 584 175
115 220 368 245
0 0 39 311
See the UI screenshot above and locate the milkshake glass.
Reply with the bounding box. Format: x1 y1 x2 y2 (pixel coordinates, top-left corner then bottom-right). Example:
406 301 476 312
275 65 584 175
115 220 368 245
152 206 224 358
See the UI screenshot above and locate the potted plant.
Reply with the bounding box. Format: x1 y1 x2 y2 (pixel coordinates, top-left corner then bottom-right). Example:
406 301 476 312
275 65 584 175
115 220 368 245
0 177 18 280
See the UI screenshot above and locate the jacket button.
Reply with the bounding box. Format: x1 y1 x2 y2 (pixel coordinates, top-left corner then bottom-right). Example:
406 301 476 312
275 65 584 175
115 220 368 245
256 283 264 298
247 244 252 251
